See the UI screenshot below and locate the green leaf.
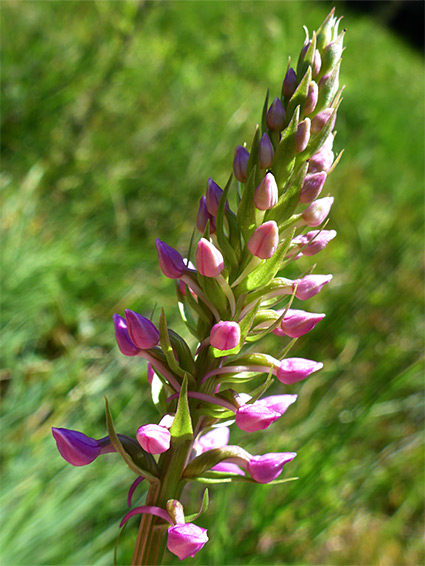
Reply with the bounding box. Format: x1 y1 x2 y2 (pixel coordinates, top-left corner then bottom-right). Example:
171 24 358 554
272 106 300 188
104 397 159 482
159 309 186 379
236 165 258 242
196 274 228 316
185 489 209 522
169 375 193 445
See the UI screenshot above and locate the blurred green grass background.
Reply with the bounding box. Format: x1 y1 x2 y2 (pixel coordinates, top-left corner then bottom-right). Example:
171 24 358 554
1 1 424 564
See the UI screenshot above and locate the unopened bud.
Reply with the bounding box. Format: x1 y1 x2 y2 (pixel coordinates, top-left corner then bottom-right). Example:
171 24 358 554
206 178 223 216
301 196 334 226
273 308 325 338
295 119 311 153
254 173 278 211
292 229 337 256
248 221 279 259
196 238 224 277
210 321 241 351
197 196 216 234
293 274 332 300
258 132 274 169
299 171 327 203
248 452 297 483
311 108 336 134
308 148 334 174
52 427 105 466
266 97 286 131
125 309 159 350
277 357 323 384
113 314 139 356
233 145 250 183
137 424 171 455
304 81 318 115
156 239 186 279
282 67 298 99
312 49 322 77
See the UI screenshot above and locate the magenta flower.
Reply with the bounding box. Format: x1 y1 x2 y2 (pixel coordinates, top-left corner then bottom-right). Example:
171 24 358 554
196 238 224 277
167 523 209 560
137 424 171 455
210 320 241 351
301 196 334 227
194 427 244 475
113 313 139 356
125 309 159 350
235 394 297 432
277 358 323 384
254 173 278 211
273 308 325 338
156 239 186 279
248 221 279 259
248 452 297 483
293 274 332 300
233 145 250 183
52 427 115 467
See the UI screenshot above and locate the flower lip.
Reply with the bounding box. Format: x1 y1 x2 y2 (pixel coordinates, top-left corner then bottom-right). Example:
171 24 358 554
167 523 209 561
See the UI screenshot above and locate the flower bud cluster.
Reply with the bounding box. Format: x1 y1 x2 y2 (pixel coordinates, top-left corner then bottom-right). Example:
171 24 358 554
52 10 344 563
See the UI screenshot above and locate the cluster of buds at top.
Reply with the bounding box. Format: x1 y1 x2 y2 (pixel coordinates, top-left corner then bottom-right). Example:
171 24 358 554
52 9 344 564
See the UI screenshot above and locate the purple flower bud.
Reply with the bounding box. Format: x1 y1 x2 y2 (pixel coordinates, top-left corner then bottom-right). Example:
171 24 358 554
295 119 311 153
113 314 139 356
299 171 327 204
258 132 274 169
167 523 209 561
248 221 279 259
197 196 216 234
196 238 224 277
254 173 278 211
282 67 297 99
277 358 323 385
293 274 333 300
273 308 325 338
137 424 171 455
156 239 186 279
233 145 250 183
206 178 223 216
52 427 112 466
248 452 297 483
301 196 334 226
292 229 336 256
266 97 286 131
304 81 319 115
312 49 322 77
311 108 336 134
210 321 241 351
124 309 159 350
308 147 334 174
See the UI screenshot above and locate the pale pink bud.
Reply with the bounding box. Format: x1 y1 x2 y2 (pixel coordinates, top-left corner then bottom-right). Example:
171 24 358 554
210 321 241 351
312 49 322 77
206 178 223 216
301 196 334 226
266 97 286 131
295 119 311 153
254 173 278 211
299 171 327 204
248 452 297 483
233 145 250 183
292 230 336 256
137 424 171 454
167 523 209 560
282 67 297 99
304 81 319 115
156 239 186 279
308 147 334 173
277 358 323 385
293 274 333 300
196 238 224 277
113 314 139 356
273 308 325 338
125 309 159 349
258 132 274 169
311 108 336 134
248 221 279 259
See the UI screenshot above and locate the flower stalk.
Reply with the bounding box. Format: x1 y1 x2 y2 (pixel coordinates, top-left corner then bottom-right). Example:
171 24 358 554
52 9 345 565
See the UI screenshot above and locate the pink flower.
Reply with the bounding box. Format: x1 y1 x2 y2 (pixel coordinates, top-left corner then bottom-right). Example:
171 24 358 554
277 358 323 385
273 308 325 338
248 221 279 259
167 523 209 561
291 229 336 256
235 394 297 432
301 197 334 227
248 452 297 483
254 173 278 211
293 274 332 300
210 321 241 351
136 424 171 454
196 238 224 277
299 172 327 204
